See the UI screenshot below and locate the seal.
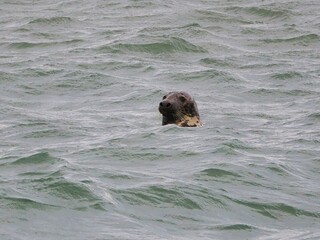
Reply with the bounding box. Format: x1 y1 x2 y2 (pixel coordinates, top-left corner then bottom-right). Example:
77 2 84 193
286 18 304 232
159 91 201 127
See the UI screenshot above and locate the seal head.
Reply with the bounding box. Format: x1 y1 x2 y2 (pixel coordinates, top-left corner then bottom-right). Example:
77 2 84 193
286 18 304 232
159 91 201 127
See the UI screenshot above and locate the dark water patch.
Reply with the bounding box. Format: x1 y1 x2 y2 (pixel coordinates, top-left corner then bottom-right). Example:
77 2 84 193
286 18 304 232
246 7 290 19
28 16 73 25
54 72 114 90
227 198 277 219
16 83 43 95
271 71 303 80
248 88 277 97
227 197 320 219
241 27 266 35
195 9 251 24
113 185 202 209
216 223 255 231
101 61 152 72
107 148 172 161
211 145 240 156
99 37 207 54
23 128 71 139
144 23 201 33
255 113 277 120
123 1 155 9
99 29 126 37
39 178 101 202
5 153 65 179
32 32 61 39
200 168 241 178
75 202 106 211
171 69 237 83
0 71 19 82
9 42 51 49
21 67 63 77
239 58 289 70
222 139 254 151
226 6 291 20
247 88 318 98
14 27 30 33
103 173 133 180
267 164 289 176
16 120 49 128
18 170 62 178
189 187 226 208
262 34 319 46
11 152 58 166
2 197 57 210
200 57 235 68
8 39 83 49
285 138 320 147
308 112 320 120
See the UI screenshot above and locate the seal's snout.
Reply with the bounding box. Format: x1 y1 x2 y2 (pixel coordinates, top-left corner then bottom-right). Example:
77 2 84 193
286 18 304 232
159 100 172 109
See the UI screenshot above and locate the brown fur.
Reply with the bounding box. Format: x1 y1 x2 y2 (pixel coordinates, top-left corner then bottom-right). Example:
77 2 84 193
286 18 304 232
159 91 201 127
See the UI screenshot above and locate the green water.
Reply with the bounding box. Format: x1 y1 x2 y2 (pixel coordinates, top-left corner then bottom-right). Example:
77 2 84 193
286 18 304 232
1 0 320 239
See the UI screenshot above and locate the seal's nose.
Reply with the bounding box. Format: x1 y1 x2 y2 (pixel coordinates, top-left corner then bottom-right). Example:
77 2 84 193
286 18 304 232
159 100 172 109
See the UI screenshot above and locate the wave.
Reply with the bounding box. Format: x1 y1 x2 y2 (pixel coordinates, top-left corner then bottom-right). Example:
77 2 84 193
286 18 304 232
308 112 320 120
200 168 241 178
248 88 319 97
226 6 291 20
216 223 255 230
99 37 207 54
2 196 57 210
271 71 303 80
8 39 83 49
226 197 320 219
262 34 319 45
11 152 58 165
28 17 73 25
2 152 106 210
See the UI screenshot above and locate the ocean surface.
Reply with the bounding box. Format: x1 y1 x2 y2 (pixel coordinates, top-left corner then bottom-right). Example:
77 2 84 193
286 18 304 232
1 0 320 239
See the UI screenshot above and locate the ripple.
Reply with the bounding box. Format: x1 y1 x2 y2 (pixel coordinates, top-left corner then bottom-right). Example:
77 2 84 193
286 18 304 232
226 6 291 20
28 16 73 25
262 34 319 45
222 139 254 150
308 112 320 120
271 71 303 80
11 152 58 165
248 88 318 97
200 168 241 178
113 185 202 209
227 197 320 219
2 197 57 210
42 179 100 202
200 57 235 68
99 37 207 54
216 223 255 230
171 69 237 83
8 39 83 49
246 7 290 19
195 9 251 24
21 67 63 77
3 152 106 210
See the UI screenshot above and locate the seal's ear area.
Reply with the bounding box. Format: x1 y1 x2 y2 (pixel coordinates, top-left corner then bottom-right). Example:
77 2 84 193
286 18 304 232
178 95 187 103
185 99 200 117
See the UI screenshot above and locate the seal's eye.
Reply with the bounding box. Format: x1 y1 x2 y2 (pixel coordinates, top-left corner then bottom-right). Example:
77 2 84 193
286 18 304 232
162 95 167 100
179 96 186 102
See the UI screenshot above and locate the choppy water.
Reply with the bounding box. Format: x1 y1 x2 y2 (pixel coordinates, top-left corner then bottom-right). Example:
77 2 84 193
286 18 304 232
1 0 320 239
